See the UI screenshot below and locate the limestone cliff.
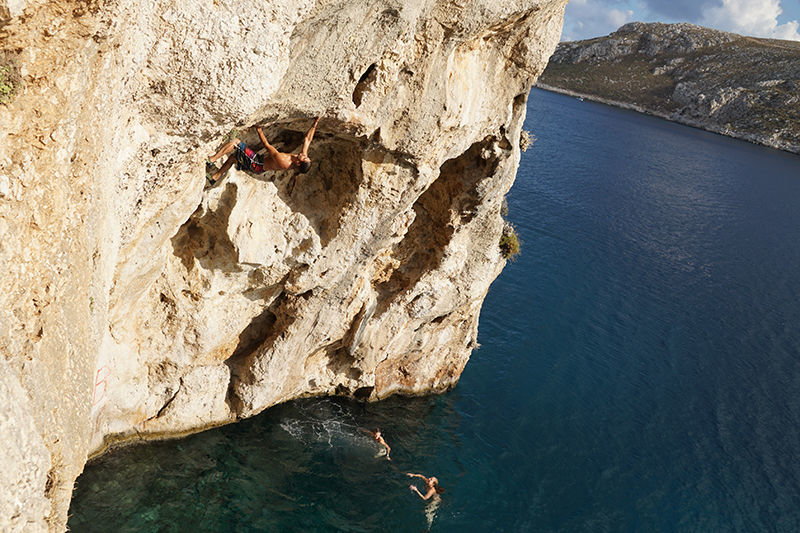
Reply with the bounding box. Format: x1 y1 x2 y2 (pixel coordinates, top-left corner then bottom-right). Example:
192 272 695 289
539 22 800 154
0 0 566 529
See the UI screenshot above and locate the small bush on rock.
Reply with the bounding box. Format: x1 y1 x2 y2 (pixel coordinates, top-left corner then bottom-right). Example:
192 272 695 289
0 62 19 105
225 128 241 142
499 224 521 260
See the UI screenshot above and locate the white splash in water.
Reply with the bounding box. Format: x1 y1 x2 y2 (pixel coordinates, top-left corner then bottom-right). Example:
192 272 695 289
278 399 372 449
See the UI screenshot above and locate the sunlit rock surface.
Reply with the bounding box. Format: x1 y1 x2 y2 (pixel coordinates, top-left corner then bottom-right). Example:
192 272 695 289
0 0 566 529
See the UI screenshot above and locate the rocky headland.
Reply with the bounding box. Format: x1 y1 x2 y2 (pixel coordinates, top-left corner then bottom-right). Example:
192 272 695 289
539 22 800 153
0 0 566 530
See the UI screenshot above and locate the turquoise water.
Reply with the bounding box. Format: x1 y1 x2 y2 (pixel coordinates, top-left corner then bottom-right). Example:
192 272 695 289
69 89 800 532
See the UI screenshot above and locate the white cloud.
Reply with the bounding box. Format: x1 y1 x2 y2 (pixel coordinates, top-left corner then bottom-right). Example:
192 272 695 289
562 0 800 42
562 0 635 41
702 0 800 40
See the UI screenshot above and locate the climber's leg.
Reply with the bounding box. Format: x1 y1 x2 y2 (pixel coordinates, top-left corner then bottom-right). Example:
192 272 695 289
209 138 241 163
209 154 236 184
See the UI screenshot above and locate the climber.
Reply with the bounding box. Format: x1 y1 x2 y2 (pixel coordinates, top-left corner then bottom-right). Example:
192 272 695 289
360 428 392 460
206 117 320 185
407 472 445 500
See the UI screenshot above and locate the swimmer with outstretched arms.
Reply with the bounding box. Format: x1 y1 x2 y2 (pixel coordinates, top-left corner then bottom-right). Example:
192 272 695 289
406 472 444 500
359 428 392 460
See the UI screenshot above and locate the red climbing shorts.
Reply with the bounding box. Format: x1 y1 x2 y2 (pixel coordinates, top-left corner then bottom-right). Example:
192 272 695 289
234 142 266 173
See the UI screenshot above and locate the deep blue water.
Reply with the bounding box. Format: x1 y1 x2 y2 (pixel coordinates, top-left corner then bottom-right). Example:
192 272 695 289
69 89 800 532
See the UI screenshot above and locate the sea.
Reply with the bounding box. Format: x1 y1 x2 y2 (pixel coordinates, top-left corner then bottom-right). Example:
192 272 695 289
69 89 800 532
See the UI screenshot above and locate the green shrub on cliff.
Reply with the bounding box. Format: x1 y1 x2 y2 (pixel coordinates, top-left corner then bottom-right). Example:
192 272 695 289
499 224 521 260
225 128 240 142
0 64 15 105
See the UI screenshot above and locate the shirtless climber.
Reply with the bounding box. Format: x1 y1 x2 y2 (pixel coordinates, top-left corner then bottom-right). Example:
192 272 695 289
207 117 320 185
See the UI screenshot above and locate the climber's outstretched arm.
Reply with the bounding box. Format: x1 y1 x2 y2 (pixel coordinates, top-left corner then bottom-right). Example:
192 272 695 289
255 127 281 159
300 117 321 156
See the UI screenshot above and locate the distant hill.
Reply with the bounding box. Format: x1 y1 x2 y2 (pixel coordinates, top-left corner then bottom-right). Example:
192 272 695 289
539 22 800 154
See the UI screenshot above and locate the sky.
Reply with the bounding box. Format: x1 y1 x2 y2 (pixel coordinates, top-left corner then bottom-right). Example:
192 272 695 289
562 0 800 41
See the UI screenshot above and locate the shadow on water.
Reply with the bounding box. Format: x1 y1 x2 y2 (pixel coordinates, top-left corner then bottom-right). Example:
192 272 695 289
70 396 464 532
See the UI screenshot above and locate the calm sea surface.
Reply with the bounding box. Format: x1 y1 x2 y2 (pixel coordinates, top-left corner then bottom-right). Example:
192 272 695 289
69 89 800 532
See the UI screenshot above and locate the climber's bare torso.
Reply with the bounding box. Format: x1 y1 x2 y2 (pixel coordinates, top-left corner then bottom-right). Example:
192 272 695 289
256 119 319 170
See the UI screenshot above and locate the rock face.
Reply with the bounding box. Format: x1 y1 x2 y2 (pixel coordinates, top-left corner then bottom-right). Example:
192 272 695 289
539 22 800 153
0 0 566 529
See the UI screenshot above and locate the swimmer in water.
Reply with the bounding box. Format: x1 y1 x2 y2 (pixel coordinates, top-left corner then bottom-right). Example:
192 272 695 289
360 428 391 460
406 472 445 500
407 472 444 529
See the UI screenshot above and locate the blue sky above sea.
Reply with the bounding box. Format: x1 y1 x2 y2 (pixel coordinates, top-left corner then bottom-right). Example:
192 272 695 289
563 0 800 41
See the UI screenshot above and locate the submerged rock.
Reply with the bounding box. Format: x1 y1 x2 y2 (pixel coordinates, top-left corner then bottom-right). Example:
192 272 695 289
0 0 567 529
